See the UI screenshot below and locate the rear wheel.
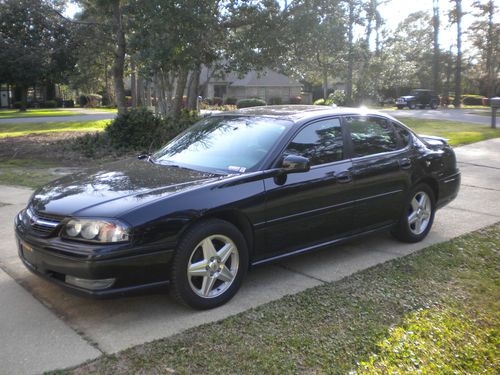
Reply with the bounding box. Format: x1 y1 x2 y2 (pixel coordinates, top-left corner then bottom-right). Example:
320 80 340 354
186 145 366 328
397 105 404 109
408 102 416 109
170 219 248 309
430 100 438 109
392 184 435 243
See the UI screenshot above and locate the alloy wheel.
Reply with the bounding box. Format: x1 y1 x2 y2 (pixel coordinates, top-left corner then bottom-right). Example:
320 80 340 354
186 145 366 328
187 234 239 299
408 191 432 235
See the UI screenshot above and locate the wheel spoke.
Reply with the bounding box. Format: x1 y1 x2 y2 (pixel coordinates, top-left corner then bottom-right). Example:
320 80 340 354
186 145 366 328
217 243 233 264
408 211 418 224
415 218 422 233
419 194 427 209
201 238 217 260
411 197 419 211
201 276 217 296
217 266 234 282
188 260 209 277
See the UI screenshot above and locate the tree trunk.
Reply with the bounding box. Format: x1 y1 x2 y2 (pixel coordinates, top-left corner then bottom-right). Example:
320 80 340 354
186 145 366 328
346 2 355 106
173 68 189 119
131 62 137 107
432 0 440 93
486 0 495 98
323 68 328 100
111 0 127 114
453 0 462 108
187 65 201 111
19 85 28 112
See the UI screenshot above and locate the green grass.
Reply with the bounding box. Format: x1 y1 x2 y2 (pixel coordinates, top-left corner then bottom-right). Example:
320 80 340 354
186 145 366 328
399 118 500 146
56 224 500 375
0 159 60 187
78 107 118 113
0 120 110 138
0 109 79 119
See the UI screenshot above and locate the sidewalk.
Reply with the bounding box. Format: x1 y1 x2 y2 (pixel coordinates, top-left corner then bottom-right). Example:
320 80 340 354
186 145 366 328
0 139 499 373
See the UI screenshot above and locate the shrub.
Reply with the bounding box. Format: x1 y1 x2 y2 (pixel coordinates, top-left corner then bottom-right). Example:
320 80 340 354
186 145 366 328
104 108 200 152
267 97 282 105
213 97 223 106
44 100 58 108
62 100 74 108
224 97 238 105
79 95 88 107
236 98 266 109
313 98 326 105
290 96 302 104
13 101 25 109
329 90 346 106
462 95 486 106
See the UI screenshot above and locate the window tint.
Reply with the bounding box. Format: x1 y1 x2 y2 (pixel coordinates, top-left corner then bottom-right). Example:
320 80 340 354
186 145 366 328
346 116 398 157
393 123 411 147
285 118 344 165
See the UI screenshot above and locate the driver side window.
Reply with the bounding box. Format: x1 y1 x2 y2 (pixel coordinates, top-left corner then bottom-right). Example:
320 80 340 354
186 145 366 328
285 118 344 166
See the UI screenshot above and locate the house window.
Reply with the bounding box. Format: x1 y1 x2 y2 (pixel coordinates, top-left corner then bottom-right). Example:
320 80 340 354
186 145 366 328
214 85 227 98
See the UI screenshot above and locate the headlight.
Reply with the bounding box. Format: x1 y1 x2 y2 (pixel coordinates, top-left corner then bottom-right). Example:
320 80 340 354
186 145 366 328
62 218 130 243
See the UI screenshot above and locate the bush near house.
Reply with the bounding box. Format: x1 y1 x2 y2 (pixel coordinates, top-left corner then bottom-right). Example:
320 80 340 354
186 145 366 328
313 91 346 106
267 96 282 105
236 98 266 108
224 97 238 105
73 108 200 157
462 94 487 106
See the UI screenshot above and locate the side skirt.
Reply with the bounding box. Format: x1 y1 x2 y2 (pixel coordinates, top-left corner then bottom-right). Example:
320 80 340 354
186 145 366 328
250 223 394 267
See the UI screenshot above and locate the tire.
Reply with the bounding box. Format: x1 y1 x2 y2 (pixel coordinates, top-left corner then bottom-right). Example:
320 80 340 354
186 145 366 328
392 184 436 243
430 100 438 110
408 102 416 109
170 218 248 309
397 105 404 109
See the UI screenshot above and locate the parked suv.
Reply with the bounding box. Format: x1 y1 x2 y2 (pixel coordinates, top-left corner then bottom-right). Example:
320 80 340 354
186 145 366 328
396 89 440 110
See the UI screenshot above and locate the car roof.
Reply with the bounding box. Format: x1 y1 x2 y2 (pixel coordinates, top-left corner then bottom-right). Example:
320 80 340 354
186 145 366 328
217 105 388 123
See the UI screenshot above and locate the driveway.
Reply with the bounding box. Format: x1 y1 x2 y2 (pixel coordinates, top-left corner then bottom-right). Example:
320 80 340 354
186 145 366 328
382 108 492 125
0 139 499 374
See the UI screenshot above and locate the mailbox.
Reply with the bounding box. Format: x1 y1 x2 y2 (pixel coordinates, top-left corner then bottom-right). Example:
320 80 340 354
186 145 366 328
491 97 500 129
490 97 500 108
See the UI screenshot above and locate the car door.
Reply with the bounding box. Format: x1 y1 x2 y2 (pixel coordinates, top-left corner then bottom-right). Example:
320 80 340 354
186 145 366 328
344 115 411 230
256 117 356 261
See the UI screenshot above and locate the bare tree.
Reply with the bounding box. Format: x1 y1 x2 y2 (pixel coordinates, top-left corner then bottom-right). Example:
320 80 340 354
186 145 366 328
450 0 463 108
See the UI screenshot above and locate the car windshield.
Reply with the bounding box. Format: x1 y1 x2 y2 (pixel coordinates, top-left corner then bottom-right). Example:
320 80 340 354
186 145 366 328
153 116 291 173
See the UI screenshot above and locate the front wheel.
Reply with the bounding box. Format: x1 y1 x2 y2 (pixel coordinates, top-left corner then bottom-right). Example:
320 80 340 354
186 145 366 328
392 184 436 243
170 219 248 309
408 102 416 109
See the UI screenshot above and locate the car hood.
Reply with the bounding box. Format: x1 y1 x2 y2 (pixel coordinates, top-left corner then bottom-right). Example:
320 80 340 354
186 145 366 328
30 158 221 218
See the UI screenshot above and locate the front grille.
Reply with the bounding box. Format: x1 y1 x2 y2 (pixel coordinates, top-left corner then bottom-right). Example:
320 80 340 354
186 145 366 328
26 207 63 237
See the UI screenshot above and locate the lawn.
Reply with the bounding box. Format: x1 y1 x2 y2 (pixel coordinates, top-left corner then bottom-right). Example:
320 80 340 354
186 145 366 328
398 118 500 146
0 159 61 187
57 224 499 375
0 109 79 118
0 120 110 138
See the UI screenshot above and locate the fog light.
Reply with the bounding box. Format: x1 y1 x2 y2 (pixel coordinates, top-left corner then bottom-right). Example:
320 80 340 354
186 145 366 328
65 275 115 290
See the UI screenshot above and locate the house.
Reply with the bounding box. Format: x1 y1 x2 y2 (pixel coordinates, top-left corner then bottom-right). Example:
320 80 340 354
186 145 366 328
201 67 305 104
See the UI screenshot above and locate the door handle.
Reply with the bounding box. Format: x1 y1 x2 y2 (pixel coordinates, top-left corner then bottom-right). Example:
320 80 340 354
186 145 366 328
399 158 412 169
335 171 353 183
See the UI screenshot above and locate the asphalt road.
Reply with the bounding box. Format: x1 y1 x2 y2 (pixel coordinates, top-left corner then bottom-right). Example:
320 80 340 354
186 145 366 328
0 108 492 125
0 138 499 374
381 108 492 125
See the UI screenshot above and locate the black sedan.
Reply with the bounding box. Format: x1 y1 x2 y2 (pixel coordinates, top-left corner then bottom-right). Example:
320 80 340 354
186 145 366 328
14 106 460 309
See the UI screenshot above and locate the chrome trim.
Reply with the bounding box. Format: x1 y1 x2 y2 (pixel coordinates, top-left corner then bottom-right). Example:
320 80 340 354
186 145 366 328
33 218 60 228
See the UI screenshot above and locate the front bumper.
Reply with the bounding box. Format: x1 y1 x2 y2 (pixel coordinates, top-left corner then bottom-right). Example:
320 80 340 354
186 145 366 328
15 222 175 298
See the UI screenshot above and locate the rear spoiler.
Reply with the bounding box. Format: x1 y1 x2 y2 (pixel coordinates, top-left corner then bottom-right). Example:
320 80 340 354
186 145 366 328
418 134 449 147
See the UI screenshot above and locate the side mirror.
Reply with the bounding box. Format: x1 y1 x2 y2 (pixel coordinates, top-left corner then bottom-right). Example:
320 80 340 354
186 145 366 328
281 155 310 174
